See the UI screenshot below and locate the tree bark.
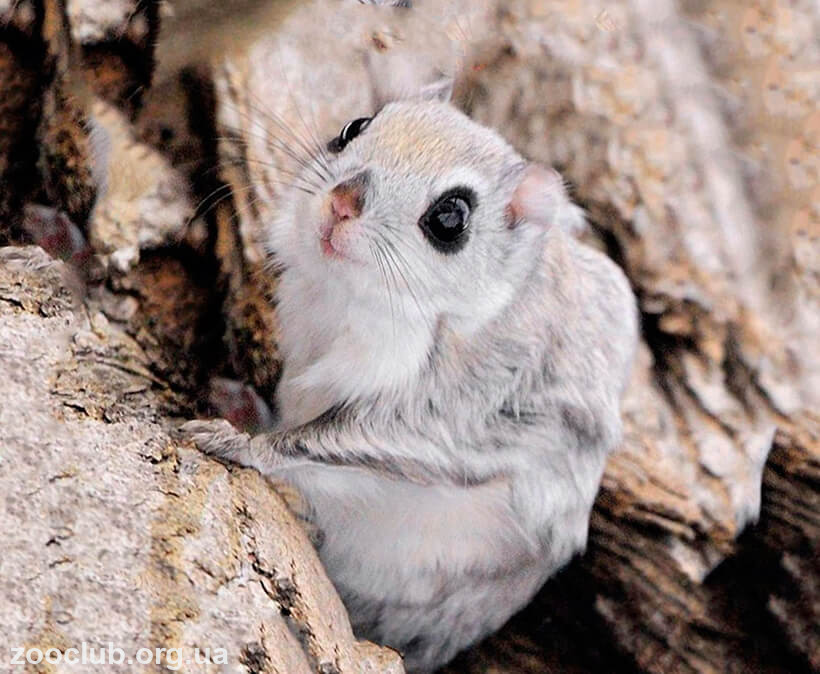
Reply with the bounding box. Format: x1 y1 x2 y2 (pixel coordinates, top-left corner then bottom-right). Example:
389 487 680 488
0 245 404 672
1 0 816 672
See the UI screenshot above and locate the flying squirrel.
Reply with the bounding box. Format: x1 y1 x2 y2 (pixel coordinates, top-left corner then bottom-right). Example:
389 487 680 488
185 75 638 673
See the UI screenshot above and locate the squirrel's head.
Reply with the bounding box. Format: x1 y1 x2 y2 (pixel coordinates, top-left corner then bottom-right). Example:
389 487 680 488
270 85 584 337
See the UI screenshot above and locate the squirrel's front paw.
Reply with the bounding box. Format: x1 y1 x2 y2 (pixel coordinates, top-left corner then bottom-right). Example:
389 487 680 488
179 419 254 466
180 420 321 545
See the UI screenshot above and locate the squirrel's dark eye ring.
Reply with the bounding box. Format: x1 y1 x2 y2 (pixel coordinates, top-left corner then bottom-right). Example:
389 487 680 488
328 117 372 153
418 187 475 254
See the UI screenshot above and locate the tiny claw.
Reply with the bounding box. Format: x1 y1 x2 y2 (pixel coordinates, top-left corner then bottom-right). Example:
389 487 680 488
178 418 253 466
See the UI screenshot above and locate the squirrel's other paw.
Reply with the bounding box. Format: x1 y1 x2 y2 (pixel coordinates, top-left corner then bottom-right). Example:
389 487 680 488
179 419 253 466
180 420 321 545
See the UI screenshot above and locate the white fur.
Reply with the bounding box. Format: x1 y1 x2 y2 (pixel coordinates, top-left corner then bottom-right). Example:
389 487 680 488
191 100 638 672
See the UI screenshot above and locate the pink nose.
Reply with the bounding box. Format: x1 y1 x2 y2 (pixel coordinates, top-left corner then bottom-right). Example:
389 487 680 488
330 190 361 222
329 171 369 224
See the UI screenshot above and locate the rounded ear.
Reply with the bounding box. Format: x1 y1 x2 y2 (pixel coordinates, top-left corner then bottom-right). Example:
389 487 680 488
507 163 586 236
416 74 454 103
365 58 453 108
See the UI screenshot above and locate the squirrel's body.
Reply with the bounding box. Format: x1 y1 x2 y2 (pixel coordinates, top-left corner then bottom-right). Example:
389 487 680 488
187 98 637 671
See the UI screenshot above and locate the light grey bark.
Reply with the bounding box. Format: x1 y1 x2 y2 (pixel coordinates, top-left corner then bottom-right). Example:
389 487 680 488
0 247 403 673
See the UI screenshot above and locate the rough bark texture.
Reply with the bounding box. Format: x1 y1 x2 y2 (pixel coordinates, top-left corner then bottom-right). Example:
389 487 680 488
1 0 817 672
0 248 404 672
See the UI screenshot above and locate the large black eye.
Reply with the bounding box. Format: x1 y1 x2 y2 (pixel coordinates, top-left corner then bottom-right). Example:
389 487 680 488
328 117 371 153
418 188 475 254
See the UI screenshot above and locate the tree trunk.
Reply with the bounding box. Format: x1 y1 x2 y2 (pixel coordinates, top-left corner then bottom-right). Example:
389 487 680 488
1 0 816 672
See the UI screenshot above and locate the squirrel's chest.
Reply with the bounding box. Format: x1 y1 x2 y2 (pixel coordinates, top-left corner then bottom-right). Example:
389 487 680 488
273 271 432 427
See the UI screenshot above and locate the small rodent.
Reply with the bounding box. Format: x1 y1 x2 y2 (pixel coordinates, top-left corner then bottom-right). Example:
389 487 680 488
185 82 638 672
